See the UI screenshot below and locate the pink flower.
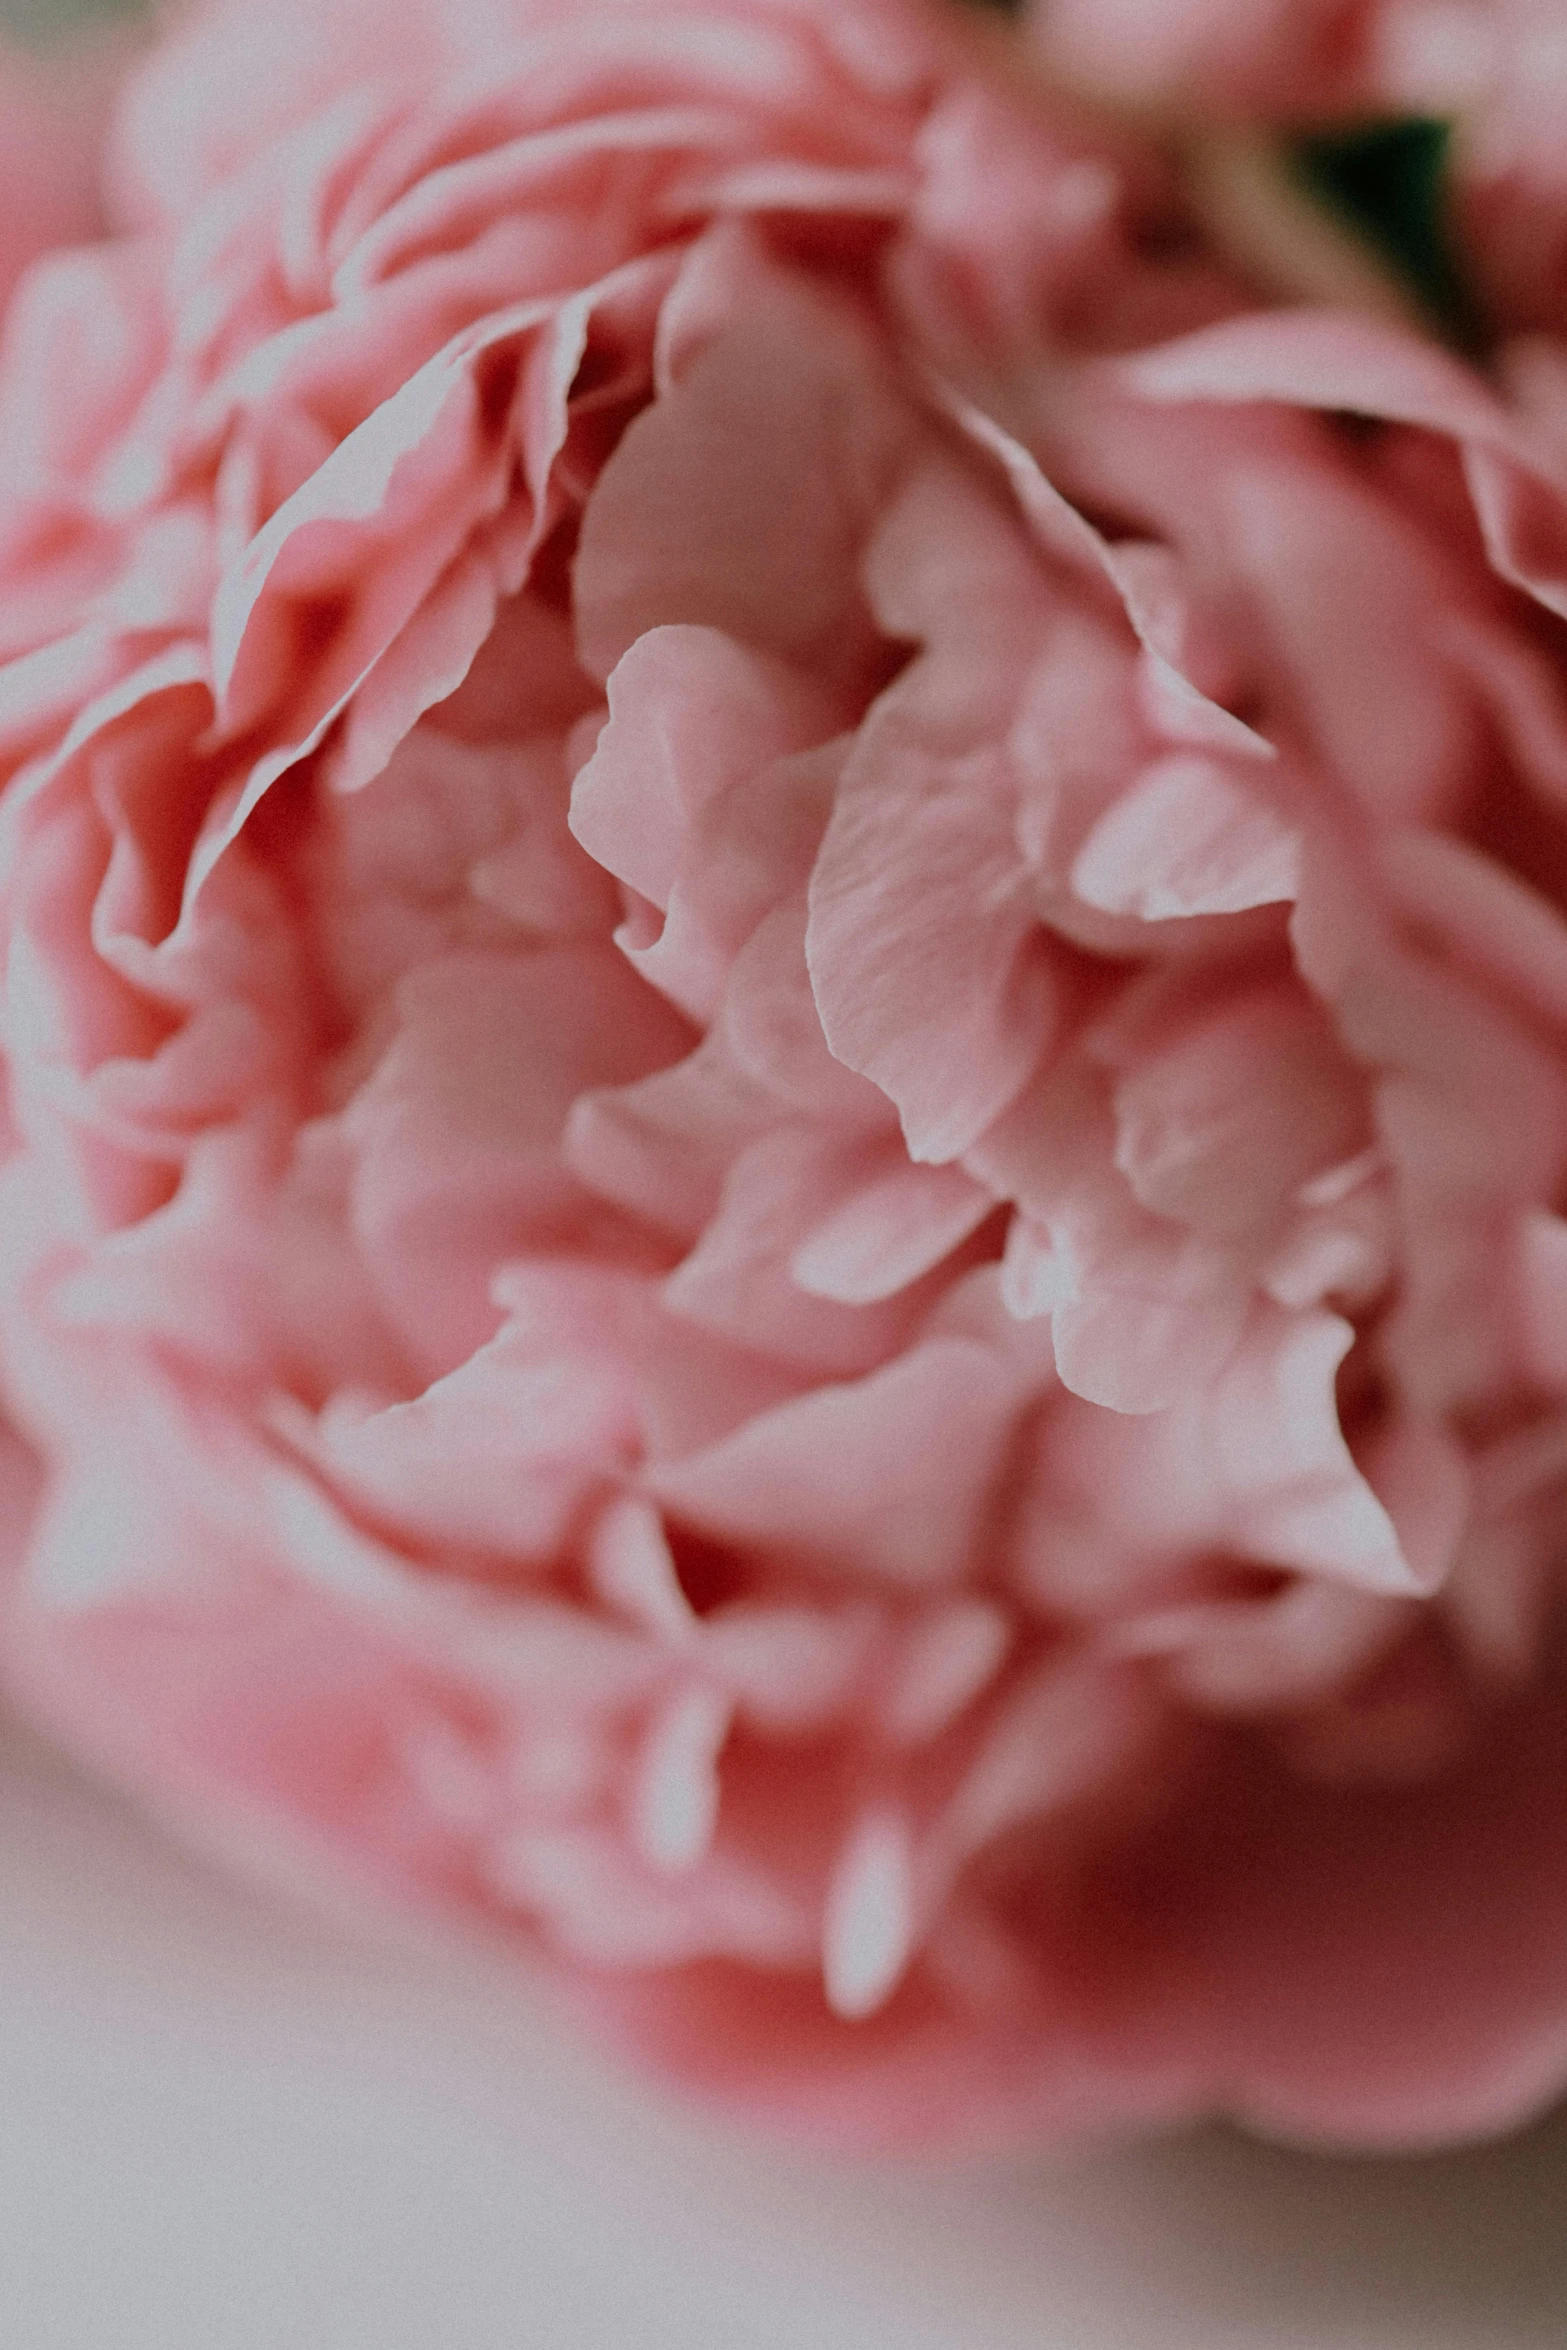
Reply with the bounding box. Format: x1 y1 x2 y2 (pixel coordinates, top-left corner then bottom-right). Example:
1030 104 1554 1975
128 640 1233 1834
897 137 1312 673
1027 0 1375 115
0 28 125 316
1028 0 1567 334
1375 0 1567 334
5 0 1567 2155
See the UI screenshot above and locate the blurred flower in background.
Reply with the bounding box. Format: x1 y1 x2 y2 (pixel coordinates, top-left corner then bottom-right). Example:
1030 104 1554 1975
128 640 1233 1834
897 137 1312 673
2 0 1567 2161
1027 0 1567 337
0 4 125 314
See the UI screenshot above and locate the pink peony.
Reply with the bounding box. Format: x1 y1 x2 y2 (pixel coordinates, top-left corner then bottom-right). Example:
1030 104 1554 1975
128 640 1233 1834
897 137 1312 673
6 0 1567 2153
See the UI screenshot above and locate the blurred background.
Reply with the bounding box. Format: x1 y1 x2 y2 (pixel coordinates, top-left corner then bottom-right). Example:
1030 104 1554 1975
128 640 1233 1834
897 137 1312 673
0 0 1563 2343
2 0 134 32
5 1711 1567 2350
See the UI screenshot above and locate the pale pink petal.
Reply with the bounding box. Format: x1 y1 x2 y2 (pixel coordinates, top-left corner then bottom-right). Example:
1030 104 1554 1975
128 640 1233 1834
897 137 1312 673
806 460 1061 1163
649 1338 1023 1586
1113 1575 1409 1714
933 1656 1161 1868
1120 308 1567 620
698 1602 874 1734
1071 753 1300 920
1162 1307 1448 1595
571 623 839 1019
971 1058 1252 1413
574 246 914 689
631 1680 732 1873
1107 983 1368 1239
661 1125 931 1376
345 947 691 1375
876 1601 1012 1746
789 1148 995 1306
287 1330 641 1560
822 1806 917 2020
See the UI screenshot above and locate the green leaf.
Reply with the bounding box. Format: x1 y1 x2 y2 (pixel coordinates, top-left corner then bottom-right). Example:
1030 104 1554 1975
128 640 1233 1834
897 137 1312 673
1291 117 1487 353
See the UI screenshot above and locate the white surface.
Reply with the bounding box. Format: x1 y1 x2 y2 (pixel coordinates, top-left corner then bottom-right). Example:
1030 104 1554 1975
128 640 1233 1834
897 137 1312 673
1 1718 1564 2350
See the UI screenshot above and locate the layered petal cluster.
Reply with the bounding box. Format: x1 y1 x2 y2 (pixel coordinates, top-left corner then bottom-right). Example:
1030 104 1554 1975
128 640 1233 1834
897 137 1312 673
4 0 1567 2154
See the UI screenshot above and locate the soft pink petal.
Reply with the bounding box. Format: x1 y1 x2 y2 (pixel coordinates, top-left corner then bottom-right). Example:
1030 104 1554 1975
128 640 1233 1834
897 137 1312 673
649 1337 1024 1586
